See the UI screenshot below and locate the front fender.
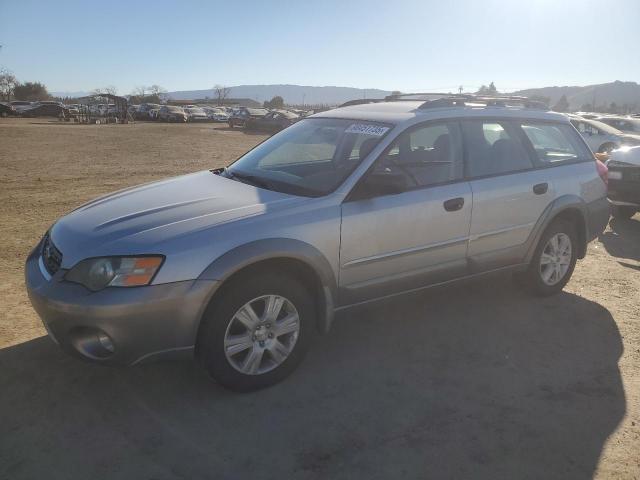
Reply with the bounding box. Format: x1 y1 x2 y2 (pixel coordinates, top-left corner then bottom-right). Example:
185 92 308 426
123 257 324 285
198 238 337 333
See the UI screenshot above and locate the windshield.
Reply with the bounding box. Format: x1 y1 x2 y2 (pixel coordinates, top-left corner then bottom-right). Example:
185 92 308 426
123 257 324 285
226 118 391 197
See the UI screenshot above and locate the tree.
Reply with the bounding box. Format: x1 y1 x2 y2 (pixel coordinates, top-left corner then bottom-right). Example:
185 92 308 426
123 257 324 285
13 81 50 101
214 84 231 105
552 94 570 112
0 68 17 101
477 82 498 96
264 95 284 109
609 102 618 114
391 90 402 96
149 84 166 99
132 85 147 99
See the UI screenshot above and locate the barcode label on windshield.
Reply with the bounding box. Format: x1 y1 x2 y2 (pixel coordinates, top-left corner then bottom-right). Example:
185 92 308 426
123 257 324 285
345 124 389 136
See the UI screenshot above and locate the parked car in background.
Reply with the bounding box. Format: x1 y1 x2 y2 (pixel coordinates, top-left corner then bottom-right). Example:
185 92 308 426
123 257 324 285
0 103 17 117
10 101 33 113
228 107 269 128
597 116 640 135
573 112 601 120
606 146 640 219
568 115 640 153
203 107 230 122
26 94 610 391
185 107 209 122
245 110 299 133
148 108 161 121
21 103 69 118
158 105 188 122
135 103 162 120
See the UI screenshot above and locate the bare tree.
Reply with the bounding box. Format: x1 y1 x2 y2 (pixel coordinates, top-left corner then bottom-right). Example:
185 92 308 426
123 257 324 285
214 84 231 105
149 84 167 99
132 85 147 99
0 67 18 101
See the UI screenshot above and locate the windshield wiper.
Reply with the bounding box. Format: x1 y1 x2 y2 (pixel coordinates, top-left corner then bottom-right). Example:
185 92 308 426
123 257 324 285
225 169 274 190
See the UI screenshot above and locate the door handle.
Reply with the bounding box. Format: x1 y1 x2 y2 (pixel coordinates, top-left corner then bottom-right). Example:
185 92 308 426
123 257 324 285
443 197 464 212
533 182 548 195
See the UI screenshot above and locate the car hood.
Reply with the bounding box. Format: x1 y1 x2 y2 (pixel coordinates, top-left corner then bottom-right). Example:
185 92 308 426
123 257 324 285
50 170 300 268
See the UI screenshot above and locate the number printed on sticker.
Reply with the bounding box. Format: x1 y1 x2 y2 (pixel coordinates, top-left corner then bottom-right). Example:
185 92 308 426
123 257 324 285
345 124 390 136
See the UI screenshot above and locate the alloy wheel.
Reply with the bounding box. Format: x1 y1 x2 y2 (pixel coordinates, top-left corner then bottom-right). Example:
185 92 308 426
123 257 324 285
539 233 572 286
223 295 300 375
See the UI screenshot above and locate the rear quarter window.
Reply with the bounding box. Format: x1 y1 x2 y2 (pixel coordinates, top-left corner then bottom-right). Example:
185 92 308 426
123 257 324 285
520 123 592 164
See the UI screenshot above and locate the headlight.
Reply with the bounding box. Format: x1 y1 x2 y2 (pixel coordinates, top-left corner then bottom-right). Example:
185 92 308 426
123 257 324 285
65 256 164 291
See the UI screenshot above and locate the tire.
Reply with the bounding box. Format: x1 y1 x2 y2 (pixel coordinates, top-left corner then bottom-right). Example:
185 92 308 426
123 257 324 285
523 219 578 296
196 272 316 392
611 205 637 220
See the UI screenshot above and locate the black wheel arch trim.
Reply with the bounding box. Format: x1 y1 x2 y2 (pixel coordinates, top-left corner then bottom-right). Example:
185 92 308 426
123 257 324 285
524 194 591 264
197 238 337 334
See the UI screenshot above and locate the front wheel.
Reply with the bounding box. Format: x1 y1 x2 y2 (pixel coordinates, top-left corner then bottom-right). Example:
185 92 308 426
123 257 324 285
522 219 578 296
196 272 315 392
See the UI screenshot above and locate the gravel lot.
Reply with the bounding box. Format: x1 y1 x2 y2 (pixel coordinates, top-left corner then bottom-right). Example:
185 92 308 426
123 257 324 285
0 118 638 479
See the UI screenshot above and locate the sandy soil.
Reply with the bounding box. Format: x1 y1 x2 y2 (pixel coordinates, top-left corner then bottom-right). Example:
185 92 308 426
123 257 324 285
0 117 638 479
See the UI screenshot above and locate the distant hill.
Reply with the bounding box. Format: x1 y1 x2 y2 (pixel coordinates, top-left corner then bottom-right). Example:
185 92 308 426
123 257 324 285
514 80 640 110
165 84 392 105
52 81 640 112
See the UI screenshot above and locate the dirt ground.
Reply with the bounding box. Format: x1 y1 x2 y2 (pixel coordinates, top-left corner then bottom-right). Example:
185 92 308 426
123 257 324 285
0 117 638 479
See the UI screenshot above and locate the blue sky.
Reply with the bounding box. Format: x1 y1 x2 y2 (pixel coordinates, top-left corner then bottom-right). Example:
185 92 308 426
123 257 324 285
1 0 639 94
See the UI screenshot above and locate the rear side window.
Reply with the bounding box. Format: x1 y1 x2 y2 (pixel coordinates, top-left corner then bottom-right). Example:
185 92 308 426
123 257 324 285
461 120 533 177
520 123 583 164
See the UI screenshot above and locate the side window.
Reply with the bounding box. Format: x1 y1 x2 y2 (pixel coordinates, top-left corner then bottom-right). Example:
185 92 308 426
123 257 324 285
461 120 533 177
520 123 583 164
369 122 464 189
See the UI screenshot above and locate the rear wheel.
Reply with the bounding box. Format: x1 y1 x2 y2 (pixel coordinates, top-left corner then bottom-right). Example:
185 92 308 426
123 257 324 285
523 219 578 296
611 205 637 220
196 272 315 392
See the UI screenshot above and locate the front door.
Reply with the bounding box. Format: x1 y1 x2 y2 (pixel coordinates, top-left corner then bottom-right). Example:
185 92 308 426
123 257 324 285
339 121 472 305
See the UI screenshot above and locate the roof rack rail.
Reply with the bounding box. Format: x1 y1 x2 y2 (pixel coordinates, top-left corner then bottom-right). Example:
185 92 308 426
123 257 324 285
338 98 384 108
384 93 548 110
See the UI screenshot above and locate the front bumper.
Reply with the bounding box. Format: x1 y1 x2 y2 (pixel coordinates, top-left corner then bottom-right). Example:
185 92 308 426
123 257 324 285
25 245 217 365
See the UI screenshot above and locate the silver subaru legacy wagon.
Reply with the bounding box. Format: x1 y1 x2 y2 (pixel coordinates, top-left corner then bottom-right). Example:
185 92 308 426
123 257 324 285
26 94 610 391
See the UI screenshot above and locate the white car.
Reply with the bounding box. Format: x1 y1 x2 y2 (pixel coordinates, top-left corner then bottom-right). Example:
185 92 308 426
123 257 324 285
203 107 230 122
185 107 209 122
597 116 640 135
568 115 640 153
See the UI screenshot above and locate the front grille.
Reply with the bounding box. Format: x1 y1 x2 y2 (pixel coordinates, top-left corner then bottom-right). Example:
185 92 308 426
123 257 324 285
42 234 63 276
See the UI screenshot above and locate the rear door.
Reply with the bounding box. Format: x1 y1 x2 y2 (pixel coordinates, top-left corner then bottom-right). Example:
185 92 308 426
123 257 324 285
339 121 472 304
462 119 553 271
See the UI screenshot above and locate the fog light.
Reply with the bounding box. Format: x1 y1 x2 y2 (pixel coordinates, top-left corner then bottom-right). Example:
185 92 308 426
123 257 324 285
98 332 115 353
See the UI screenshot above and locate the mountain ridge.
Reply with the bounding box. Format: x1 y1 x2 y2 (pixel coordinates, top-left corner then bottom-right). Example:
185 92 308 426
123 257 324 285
52 80 640 110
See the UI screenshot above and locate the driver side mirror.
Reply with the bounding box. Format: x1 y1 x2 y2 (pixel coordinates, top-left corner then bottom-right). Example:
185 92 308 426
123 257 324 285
354 171 408 200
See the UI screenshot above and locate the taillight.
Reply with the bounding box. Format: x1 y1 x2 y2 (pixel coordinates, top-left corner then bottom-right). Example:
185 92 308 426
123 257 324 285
595 159 608 187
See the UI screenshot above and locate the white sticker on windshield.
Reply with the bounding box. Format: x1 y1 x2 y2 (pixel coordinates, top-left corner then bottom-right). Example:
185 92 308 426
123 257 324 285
345 124 390 136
